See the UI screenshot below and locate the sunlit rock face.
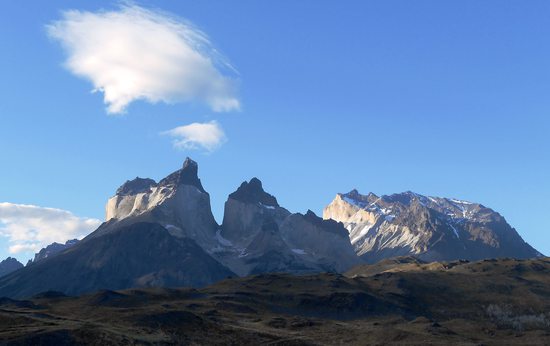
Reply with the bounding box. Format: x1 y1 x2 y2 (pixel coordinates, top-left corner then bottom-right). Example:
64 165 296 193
324 189 542 263
105 177 159 221
102 158 218 250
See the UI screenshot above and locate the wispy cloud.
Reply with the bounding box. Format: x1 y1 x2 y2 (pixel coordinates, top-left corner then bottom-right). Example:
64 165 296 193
0 203 101 255
163 121 227 152
47 4 240 114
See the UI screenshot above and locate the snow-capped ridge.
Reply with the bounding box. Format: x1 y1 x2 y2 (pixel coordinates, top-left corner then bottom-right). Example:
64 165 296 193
324 188 540 263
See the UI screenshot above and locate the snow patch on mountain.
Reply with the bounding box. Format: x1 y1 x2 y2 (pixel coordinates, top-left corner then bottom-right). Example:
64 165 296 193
216 229 233 247
449 223 460 239
291 248 306 255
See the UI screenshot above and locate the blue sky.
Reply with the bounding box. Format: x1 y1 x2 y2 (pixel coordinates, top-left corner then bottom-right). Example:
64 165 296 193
0 1 548 262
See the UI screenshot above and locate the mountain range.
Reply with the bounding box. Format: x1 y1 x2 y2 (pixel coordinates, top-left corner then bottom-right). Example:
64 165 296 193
0 158 541 298
324 189 541 263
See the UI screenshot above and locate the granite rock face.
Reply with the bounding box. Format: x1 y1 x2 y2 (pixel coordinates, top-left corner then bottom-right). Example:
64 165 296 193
279 210 360 272
102 157 219 250
218 179 361 275
324 190 541 263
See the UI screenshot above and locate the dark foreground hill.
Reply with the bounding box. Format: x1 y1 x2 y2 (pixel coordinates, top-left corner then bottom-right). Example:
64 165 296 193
1 257 549 345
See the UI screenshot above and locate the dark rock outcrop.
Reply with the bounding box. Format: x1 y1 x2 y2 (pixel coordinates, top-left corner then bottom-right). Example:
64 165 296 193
116 177 156 196
0 257 23 278
228 177 279 207
30 239 79 264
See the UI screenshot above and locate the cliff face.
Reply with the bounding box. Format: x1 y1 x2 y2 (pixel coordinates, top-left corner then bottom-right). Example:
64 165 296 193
218 179 361 276
324 190 541 263
102 163 361 278
101 158 218 250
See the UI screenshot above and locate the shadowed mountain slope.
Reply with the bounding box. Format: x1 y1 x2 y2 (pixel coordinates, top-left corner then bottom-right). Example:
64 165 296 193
0 257 23 278
0 222 234 299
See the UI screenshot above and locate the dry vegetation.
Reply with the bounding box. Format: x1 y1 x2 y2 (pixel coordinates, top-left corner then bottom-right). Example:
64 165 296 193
1 257 549 345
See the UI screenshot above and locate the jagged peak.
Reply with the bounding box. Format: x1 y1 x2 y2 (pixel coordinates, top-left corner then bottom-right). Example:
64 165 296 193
383 191 418 205
182 157 198 170
229 177 279 207
1 257 21 264
341 189 378 199
116 177 156 196
0 257 24 275
304 209 318 218
346 188 360 196
337 189 379 208
158 157 206 193
339 190 429 207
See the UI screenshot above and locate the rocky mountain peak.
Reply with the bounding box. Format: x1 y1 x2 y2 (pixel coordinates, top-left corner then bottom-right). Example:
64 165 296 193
30 239 80 264
324 189 541 263
182 156 198 170
382 191 427 206
158 157 206 193
105 157 213 223
346 189 360 197
339 190 379 208
228 178 279 207
0 257 23 278
116 177 156 196
304 209 317 219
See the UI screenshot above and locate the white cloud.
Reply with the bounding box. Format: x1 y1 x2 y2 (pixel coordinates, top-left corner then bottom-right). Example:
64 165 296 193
0 203 101 255
163 121 227 152
47 4 240 114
